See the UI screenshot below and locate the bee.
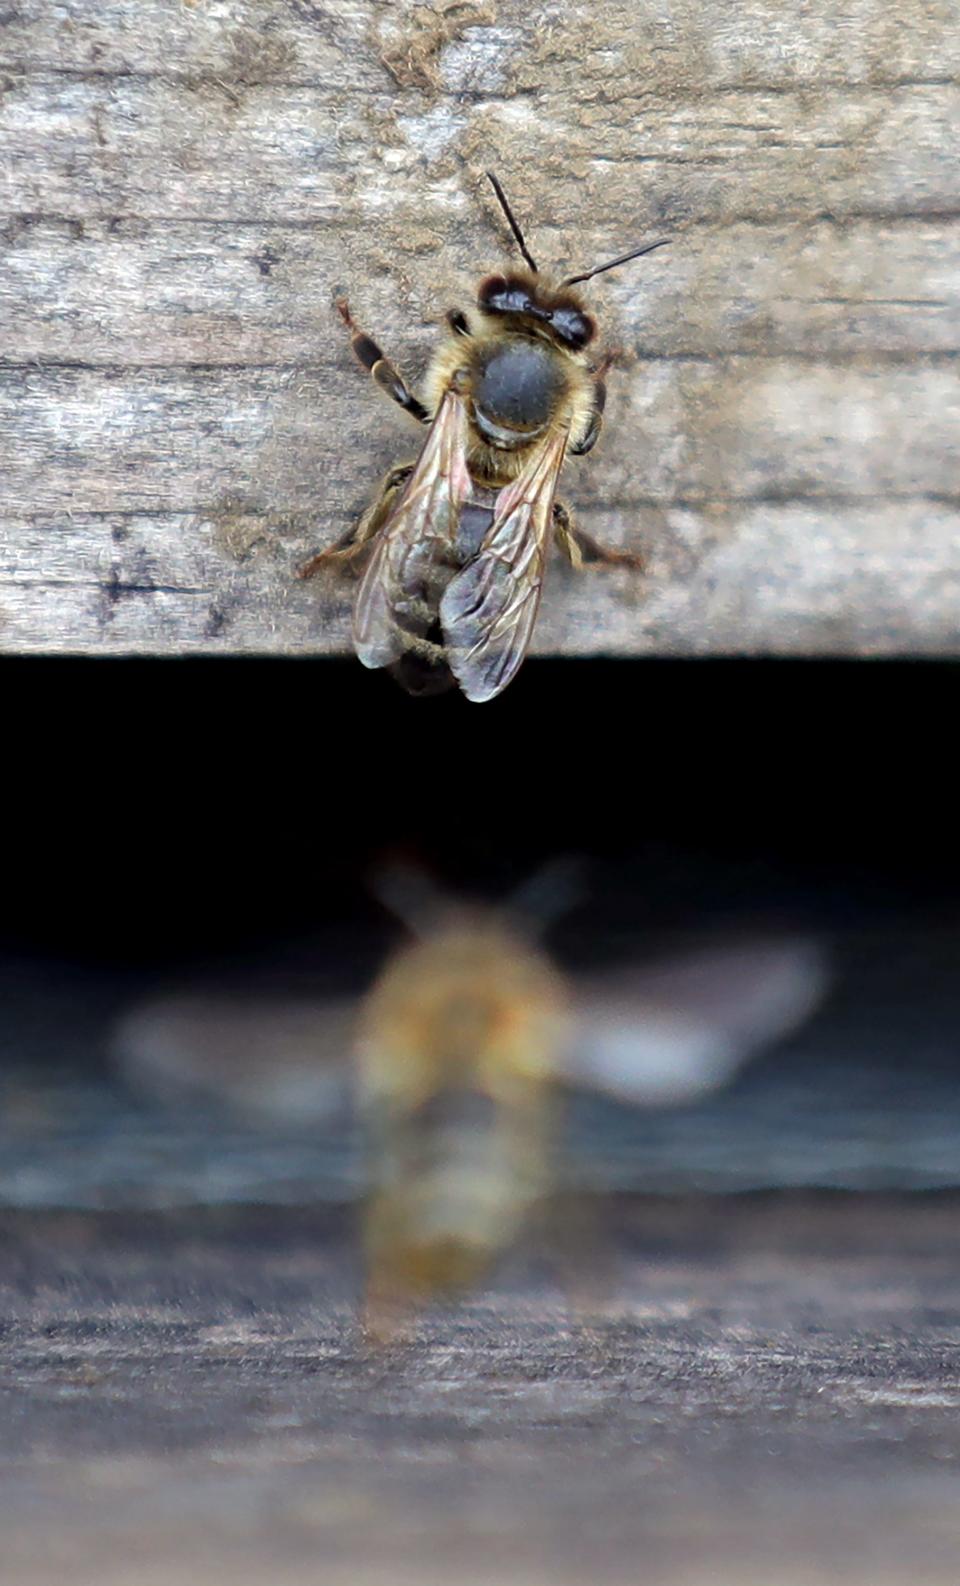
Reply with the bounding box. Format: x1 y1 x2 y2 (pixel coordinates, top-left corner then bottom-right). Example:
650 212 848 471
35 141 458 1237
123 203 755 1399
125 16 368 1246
113 882 827 1340
352 890 572 1333
299 173 669 701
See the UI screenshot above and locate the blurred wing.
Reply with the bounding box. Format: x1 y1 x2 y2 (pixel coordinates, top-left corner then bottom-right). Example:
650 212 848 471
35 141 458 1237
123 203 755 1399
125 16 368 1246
564 939 829 1105
440 427 567 702
353 385 472 669
113 992 356 1124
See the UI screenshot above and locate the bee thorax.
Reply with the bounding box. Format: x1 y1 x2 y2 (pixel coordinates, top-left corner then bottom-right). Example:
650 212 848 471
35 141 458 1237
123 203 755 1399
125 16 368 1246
473 339 565 446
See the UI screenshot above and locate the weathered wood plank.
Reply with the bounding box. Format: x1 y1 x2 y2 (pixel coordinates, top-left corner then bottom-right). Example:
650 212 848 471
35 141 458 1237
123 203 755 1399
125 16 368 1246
1 77 958 223
0 77 345 220
2 0 958 656
3 218 959 366
2 1198 960 1586
2 500 956 655
2 362 958 514
0 0 396 88
2 0 957 89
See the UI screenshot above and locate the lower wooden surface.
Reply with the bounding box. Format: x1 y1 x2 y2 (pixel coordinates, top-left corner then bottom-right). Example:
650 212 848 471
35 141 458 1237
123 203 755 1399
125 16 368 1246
2 1195 959 1586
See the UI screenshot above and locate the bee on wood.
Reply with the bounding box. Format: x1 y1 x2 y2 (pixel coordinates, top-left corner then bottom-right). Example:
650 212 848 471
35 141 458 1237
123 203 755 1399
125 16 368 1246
114 879 827 1341
299 173 669 701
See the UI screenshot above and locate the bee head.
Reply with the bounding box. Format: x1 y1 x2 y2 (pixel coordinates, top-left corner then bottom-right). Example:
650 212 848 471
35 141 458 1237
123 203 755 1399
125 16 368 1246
477 273 597 352
481 172 669 344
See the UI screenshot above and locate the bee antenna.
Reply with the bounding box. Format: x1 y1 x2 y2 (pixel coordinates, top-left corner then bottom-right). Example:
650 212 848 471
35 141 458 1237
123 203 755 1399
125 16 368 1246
562 237 670 288
485 171 538 274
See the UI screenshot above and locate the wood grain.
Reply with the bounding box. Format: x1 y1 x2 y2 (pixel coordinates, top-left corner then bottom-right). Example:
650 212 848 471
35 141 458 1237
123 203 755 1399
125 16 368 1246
1 0 958 657
2 1197 960 1586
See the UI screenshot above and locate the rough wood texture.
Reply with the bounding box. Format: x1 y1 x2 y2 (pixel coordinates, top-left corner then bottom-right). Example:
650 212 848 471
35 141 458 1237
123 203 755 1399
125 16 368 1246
2 1197 960 1586
1 1 959 656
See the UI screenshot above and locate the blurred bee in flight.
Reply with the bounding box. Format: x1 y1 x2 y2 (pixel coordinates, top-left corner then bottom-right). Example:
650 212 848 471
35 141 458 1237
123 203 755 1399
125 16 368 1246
299 173 668 701
353 873 573 1332
115 873 827 1341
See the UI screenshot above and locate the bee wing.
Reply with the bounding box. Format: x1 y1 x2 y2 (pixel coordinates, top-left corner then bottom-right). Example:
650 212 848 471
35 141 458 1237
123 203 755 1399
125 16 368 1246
112 992 357 1124
563 939 829 1106
440 427 568 702
353 385 472 669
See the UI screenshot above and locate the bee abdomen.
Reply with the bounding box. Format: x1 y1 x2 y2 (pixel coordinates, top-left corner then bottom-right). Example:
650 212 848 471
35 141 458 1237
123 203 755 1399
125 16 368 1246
387 498 496 695
366 1088 542 1293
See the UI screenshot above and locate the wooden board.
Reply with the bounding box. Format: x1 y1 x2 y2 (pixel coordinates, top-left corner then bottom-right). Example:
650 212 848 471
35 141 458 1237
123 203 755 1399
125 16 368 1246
2 1 959 656
2 1197 960 1586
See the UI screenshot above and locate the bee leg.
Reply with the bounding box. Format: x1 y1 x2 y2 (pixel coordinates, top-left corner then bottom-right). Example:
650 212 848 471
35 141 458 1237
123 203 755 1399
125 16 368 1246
570 376 607 457
571 346 620 456
337 298 429 424
298 463 414 580
553 500 644 571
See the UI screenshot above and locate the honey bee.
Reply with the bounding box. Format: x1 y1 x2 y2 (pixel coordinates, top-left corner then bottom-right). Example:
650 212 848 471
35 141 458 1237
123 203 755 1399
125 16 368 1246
299 173 668 700
353 893 571 1331
113 884 827 1340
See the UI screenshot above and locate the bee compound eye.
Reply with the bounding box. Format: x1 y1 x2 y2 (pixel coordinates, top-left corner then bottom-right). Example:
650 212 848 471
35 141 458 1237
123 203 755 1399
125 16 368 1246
551 307 596 349
478 276 533 316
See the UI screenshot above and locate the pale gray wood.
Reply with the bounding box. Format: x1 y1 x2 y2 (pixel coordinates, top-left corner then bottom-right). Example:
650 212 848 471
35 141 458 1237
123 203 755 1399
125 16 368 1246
4 219 960 365
1 0 959 657
2 361 958 514
2 0 958 87
3 499 955 656
2 77 959 223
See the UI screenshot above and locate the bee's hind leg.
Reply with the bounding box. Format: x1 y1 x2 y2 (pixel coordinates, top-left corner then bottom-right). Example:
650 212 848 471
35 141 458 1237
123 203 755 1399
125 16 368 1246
337 298 429 424
553 500 644 572
298 463 414 580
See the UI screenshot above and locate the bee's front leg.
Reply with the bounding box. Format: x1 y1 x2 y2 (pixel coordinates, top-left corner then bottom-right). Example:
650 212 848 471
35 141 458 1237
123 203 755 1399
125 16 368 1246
570 377 606 457
298 463 414 581
570 348 618 456
337 298 429 424
553 501 644 571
